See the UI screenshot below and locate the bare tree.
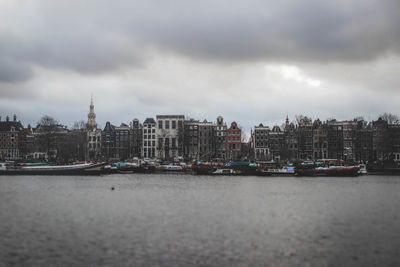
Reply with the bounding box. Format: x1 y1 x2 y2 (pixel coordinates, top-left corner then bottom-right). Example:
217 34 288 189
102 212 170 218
295 115 312 126
157 129 169 160
72 120 86 130
36 115 59 160
241 131 248 143
379 113 399 125
38 115 58 128
353 116 365 121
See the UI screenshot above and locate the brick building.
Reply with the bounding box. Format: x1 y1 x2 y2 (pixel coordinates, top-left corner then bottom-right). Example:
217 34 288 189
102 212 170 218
226 121 241 161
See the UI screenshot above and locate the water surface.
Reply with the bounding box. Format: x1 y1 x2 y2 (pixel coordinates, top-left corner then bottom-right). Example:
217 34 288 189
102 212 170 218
1 174 400 266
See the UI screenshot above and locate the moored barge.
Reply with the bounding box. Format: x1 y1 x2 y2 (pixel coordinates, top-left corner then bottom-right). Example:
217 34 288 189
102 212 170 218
0 162 105 175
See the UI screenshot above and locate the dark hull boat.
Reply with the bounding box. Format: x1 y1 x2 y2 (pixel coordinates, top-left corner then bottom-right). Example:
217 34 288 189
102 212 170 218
103 162 156 174
191 162 215 175
295 166 360 177
367 162 400 175
0 162 105 176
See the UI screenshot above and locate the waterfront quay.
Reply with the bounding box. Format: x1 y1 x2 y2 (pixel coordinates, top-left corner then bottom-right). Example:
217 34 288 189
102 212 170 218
1 174 400 266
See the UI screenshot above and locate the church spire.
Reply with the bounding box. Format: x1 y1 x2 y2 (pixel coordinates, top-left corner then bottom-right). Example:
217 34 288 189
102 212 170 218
87 96 97 129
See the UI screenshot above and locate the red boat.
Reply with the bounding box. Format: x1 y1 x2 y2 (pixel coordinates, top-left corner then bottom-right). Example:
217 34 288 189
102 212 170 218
191 162 215 175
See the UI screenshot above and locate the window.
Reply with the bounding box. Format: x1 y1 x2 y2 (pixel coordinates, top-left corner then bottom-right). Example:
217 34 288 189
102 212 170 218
172 120 176 129
165 121 170 129
144 129 147 133
152 129 155 133
159 121 163 129
172 138 176 148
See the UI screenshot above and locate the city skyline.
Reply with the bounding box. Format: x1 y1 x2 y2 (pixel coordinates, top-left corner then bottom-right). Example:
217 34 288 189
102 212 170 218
0 100 397 133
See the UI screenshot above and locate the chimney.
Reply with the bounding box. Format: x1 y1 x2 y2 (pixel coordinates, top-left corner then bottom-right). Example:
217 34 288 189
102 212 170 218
13 114 16 122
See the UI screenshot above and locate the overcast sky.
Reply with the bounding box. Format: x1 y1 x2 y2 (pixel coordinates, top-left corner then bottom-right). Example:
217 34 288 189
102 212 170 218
1 0 399 131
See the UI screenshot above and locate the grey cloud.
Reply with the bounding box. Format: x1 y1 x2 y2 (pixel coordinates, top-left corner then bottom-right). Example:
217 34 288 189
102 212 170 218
0 58 33 83
1 0 400 83
129 0 400 63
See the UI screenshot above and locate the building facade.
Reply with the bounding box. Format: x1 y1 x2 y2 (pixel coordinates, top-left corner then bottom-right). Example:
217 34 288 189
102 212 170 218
342 120 359 163
284 122 298 161
372 118 390 161
226 121 241 161
198 120 214 162
101 122 116 160
142 118 156 159
130 119 142 159
156 115 184 160
312 119 328 160
356 122 373 163
184 120 200 161
0 115 25 160
252 124 270 161
269 126 285 162
213 116 227 161
115 124 131 160
297 117 313 160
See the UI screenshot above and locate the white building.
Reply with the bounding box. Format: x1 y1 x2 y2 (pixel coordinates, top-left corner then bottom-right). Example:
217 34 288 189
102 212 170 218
156 115 184 160
252 123 270 160
142 118 156 159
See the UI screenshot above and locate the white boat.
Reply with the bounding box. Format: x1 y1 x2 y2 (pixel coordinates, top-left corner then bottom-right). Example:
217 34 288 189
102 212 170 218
211 168 237 175
159 165 184 172
265 166 295 176
358 164 368 175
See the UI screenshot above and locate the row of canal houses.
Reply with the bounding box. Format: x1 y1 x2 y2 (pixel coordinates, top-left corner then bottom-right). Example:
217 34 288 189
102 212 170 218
0 100 244 162
1 99 400 164
252 116 400 163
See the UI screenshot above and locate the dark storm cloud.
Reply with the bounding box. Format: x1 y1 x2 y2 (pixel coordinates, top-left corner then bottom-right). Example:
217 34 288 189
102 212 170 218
1 0 400 83
118 0 400 63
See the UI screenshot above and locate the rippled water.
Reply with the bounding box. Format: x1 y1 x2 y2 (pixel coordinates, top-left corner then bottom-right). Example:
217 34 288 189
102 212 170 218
1 174 400 266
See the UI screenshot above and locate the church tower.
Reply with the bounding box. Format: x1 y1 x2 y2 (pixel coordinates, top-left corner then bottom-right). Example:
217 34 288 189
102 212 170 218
86 96 101 161
87 96 97 130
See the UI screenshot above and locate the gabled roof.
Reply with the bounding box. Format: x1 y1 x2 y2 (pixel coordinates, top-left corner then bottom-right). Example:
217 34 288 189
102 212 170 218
144 118 156 124
103 121 115 131
0 121 24 132
272 125 282 132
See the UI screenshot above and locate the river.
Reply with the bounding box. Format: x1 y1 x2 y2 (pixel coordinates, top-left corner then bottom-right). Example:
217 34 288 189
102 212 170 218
1 174 400 266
